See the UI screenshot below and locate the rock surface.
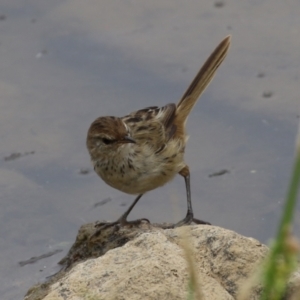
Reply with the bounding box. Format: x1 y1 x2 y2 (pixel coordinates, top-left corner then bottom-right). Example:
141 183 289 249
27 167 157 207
25 223 300 300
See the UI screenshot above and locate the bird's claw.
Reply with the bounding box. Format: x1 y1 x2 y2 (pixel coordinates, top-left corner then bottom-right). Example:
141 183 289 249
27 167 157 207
90 218 151 241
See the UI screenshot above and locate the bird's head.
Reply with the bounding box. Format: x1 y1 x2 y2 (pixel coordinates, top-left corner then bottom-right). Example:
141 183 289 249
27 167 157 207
86 116 136 158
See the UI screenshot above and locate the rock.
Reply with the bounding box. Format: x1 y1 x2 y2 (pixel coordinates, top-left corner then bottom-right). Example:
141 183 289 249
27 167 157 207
24 224 300 300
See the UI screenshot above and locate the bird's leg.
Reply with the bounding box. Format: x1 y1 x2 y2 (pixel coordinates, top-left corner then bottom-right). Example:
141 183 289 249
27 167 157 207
174 166 210 227
91 194 149 239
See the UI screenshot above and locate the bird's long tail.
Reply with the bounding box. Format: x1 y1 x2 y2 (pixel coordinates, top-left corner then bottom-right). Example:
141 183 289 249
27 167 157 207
175 36 231 131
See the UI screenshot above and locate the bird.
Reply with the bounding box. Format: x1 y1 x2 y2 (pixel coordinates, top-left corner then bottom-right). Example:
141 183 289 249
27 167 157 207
86 36 231 234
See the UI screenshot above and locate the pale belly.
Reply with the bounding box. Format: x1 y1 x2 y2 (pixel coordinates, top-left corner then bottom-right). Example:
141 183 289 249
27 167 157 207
93 144 185 195
101 166 180 195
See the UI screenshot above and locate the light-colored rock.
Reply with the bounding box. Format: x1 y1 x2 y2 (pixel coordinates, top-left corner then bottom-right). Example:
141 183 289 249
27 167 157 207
28 225 277 300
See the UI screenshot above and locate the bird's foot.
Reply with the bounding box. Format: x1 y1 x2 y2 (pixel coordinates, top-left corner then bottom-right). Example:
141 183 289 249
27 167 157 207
174 214 211 227
190 218 211 226
90 217 150 240
160 214 211 229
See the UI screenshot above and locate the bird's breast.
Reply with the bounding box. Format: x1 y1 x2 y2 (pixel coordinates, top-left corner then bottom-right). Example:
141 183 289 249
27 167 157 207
92 140 185 195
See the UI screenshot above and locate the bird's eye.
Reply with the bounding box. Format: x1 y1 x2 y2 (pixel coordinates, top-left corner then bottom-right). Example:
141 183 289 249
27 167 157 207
102 138 115 145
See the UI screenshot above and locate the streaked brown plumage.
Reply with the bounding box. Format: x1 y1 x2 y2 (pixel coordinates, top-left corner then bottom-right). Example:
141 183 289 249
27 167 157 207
87 36 231 234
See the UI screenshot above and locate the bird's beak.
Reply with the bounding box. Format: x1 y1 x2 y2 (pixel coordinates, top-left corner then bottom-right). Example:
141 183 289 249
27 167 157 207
122 136 136 144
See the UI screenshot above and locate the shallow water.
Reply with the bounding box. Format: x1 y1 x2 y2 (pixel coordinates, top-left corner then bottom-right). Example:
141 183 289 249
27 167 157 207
0 1 299 299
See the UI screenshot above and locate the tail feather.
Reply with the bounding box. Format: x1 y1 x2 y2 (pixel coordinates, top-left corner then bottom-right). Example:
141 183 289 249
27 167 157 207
175 36 231 131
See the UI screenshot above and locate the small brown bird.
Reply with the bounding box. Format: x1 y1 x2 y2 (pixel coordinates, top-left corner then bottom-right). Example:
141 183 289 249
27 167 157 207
87 36 231 232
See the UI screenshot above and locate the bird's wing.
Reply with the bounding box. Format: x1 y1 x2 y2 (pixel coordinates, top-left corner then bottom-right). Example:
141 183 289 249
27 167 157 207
122 104 177 151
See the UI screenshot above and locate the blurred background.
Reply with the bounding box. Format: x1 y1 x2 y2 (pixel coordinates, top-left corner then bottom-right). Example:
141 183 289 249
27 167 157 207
0 0 299 299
